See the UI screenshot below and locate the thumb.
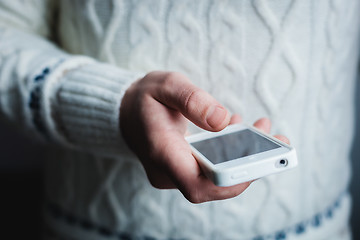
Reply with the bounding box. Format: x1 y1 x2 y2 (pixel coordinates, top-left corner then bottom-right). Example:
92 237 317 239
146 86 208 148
153 72 230 131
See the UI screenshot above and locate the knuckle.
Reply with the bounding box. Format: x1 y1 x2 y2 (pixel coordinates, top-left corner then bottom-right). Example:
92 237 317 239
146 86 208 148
161 72 185 89
144 71 163 80
181 88 202 113
165 71 186 83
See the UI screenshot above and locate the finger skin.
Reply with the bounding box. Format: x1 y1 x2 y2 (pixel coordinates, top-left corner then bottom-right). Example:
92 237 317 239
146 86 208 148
253 118 290 144
253 117 271 133
229 114 242 125
274 135 290 144
150 72 231 132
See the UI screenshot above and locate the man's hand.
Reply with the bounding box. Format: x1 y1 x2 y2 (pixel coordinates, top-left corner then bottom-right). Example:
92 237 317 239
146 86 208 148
120 71 288 203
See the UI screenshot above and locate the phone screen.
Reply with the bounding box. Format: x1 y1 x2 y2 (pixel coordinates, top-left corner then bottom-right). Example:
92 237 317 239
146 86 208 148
191 129 281 164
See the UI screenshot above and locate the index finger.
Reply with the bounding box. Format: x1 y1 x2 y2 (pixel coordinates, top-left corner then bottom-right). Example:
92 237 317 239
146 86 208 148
151 72 231 132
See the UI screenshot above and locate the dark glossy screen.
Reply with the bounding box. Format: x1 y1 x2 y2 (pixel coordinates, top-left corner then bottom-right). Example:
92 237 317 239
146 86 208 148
191 129 280 164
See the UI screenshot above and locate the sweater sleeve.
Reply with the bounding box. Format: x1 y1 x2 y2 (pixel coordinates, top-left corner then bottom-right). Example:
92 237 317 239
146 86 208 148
0 0 143 156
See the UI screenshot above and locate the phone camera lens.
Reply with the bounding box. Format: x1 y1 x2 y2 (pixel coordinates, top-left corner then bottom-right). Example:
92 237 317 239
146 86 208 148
275 159 288 168
279 159 288 167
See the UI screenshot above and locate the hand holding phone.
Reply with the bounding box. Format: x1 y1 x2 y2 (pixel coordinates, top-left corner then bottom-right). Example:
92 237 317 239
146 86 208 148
120 71 293 203
187 123 298 186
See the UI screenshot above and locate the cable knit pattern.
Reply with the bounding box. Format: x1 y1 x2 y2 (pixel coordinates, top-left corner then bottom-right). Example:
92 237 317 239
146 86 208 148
0 0 359 239
0 0 143 154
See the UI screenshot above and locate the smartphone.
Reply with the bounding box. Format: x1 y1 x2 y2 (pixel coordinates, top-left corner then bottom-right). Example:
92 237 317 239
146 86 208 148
186 124 298 186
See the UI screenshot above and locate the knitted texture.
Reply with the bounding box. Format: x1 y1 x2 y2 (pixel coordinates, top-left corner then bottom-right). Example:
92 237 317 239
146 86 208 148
54 63 143 154
0 1 142 154
0 0 359 239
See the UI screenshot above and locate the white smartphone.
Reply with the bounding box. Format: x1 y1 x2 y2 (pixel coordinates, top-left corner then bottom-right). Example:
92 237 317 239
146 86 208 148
186 124 298 187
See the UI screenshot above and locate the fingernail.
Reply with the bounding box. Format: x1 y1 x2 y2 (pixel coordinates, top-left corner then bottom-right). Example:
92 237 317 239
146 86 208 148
206 106 227 129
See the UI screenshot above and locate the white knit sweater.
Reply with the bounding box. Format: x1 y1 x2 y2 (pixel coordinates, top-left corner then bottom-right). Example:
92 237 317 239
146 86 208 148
0 0 359 239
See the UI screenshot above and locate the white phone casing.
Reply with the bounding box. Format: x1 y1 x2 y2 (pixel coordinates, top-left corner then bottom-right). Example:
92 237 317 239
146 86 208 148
186 124 298 187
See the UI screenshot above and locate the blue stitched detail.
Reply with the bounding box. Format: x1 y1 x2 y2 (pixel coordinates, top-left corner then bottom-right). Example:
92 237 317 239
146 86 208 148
43 67 50 75
325 207 333 218
47 192 346 240
250 192 345 240
28 66 53 137
294 223 305 234
275 231 286 240
34 75 44 82
334 198 341 208
28 59 65 138
29 86 41 109
311 214 322 227
34 67 50 82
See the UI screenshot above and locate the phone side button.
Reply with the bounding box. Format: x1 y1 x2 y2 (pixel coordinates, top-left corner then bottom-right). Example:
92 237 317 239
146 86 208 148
231 171 248 179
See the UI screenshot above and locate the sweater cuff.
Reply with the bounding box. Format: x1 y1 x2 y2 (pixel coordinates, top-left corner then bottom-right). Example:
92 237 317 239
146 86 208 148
51 61 143 155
